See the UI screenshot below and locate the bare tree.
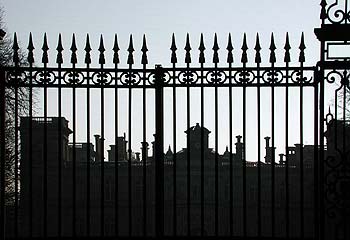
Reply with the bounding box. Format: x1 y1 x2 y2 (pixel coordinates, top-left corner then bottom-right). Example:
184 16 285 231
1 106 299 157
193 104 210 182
0 7 34 204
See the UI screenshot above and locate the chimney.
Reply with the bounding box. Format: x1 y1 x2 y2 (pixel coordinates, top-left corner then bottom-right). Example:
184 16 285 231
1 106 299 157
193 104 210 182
264 136 271 163
141 141 149 162
94 134 101 162
135 152 140 161
279 154 284 164
235 135 243 162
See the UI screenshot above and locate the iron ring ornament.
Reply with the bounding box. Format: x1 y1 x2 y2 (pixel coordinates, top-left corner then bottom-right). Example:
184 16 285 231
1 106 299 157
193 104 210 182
233 70 255 85
148 71 171 85
6 69 27 84
206 70 226 84
120 71 141 86
34 70 56 84
178 70 199 84
63 71 85 85
91 71 113 85
262 70 283 84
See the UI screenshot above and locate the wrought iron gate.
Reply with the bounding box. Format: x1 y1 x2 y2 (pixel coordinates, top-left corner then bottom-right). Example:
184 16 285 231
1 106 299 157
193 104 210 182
1 1 350 239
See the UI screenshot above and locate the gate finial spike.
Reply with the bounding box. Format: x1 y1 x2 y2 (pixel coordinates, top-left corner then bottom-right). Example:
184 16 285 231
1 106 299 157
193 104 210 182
27 33 35 64
13 33 19 65
127 34 134 65
170 33 177 64
199 33 206 64
84 34 92 64
241 33 248 64
70 34 77 64
299 32 306 63
113 34 120 64
213 33 219 63
254 33 261 64
141 34 148 65
98 34 105 65
284 33 291 63
269 33 276 64
226 33 234 64
42 33 49 64
185 33 191 64
320 0 327 20
56 33 64 64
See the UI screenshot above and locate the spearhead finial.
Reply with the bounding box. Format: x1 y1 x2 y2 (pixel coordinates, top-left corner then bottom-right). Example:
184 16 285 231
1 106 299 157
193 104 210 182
241 33 248 64
185 33 192 64
56 33 64 64
27 33 35 64
98 34 105 65
212 33 219 64
198 33 206 64
113 34 120 64
70 34 77 64
299 33 306 63
84 34 92 64
127 34 134 65
42 33 49 64
269 33 276 64
141 34 148 65
320 0 327 20
226 33 234 64
254 33 261 64
170 33 177 64
13 33 20 65
284 33 291 63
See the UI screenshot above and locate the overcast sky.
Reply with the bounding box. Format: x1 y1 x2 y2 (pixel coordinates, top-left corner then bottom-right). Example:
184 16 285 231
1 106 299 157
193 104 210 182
2 1 326 161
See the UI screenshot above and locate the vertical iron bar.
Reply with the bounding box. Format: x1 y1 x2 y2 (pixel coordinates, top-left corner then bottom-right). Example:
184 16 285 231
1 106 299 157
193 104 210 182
299 64 304 239
214 68 219 237
172 62 177 237
285 62 290 239
229 61 233 237
72 65 77 238
57 55 62 239
86 64 91 237
342 81 347 239
200 58 204 237
101 68 105 237
43 64 48 238
257 61 262 238
14 64 19 239
155 65 164 237
0 69 5 240
242 83 247 238
28 60 33 238
114 63 119 237
142 63 147 237
128 66 132 237
271 66 276 239
313 73 319 240
186 65 191 237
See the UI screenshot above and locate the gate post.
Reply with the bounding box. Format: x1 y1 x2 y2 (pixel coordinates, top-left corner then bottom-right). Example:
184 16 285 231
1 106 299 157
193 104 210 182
154 64 164 237
0 69 6 239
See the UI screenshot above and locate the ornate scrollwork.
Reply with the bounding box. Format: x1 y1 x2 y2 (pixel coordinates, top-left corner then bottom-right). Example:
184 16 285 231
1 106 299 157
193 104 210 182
7 69 27 84
148 71 171 85
291 70 312 83
233 70 255 84
119 71 141 86
262 70 283 84
206 70 226 84
327 0 350 24
63 71 85 85
92 71 113 85
326 70 343 84
34 70 56 84
178 70 198 84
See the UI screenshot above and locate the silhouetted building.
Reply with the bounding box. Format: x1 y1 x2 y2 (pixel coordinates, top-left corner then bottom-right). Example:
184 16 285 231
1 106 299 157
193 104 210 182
12 117 328 237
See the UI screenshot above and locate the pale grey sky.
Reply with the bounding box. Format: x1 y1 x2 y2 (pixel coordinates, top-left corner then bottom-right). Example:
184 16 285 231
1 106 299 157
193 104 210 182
2 0 325 161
